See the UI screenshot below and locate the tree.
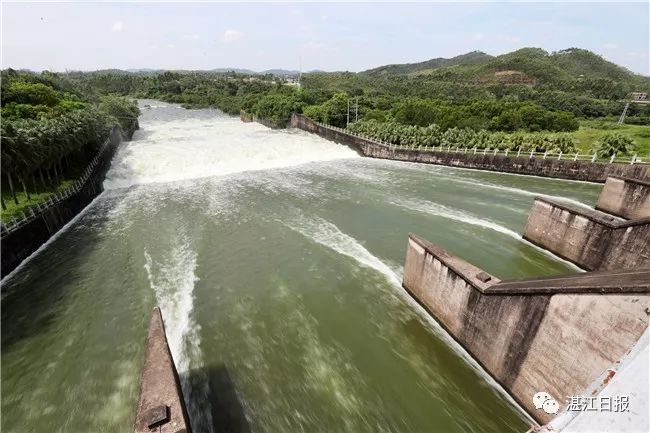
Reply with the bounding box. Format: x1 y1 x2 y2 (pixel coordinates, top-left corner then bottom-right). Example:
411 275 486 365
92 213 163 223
322 93 350 127
253 93 304 128
392 98 438 127
2 81 62 107
99 96 140 130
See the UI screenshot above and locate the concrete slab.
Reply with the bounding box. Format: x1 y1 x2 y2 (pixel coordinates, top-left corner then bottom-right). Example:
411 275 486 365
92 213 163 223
134 307 191 433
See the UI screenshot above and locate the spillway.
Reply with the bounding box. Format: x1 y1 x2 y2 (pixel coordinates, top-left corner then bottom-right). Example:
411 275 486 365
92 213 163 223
1 100 601 433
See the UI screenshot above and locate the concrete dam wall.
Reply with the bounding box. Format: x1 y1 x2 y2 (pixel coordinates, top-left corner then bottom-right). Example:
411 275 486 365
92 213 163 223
402 234 649 425
290 114 650 183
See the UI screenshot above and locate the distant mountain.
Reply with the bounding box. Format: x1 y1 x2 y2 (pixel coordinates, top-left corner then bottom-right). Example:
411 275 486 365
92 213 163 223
210 68 258 75
260 69 300 77
362 51 493 76
63 67 311 78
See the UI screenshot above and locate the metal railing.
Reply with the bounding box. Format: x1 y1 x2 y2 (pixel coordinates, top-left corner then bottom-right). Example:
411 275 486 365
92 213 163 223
315 122 646 166
1 133 115 237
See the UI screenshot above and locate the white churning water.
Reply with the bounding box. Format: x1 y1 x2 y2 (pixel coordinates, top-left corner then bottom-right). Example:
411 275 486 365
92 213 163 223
104 107 359 190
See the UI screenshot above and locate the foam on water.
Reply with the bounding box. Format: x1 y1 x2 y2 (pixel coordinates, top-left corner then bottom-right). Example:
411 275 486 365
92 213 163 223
386 159 597 207
0 194 106 289
391 198 582 270
143 237 214 433
286 214 535 424
444 177 594 209
392 198 523 238
104 110 358 189
288 214 402 287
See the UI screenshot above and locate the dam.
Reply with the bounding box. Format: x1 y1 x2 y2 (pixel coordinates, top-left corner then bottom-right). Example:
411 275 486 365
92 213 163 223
1 101 612 433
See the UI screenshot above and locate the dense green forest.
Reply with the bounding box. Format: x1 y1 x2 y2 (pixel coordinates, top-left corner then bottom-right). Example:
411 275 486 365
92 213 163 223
2 47 649 220
62 47 647 154
1 69 139 218
58 47 649 128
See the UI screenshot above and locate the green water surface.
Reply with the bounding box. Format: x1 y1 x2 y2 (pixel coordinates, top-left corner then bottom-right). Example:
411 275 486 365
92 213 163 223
1 102 600 433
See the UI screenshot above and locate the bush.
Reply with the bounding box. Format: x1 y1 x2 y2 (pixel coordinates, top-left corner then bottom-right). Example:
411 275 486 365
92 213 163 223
1 102 51 120
596 133 636 157
362 109 388 122
345 120 577 153
303 104 328 123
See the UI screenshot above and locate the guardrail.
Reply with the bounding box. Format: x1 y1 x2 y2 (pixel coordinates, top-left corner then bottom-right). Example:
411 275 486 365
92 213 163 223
0 131 116 237
316 122 646 166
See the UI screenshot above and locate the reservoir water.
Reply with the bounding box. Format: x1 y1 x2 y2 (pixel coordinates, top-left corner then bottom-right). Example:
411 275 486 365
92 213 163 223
1 101 601 433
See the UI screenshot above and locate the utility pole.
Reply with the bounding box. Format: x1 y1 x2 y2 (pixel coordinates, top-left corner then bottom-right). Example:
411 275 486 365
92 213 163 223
618 102 630 125
347 99 350 126
298 55 302 88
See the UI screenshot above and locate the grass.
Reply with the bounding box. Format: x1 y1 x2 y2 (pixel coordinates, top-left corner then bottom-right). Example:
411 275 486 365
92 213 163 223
1 179 76 224
571 118 650 159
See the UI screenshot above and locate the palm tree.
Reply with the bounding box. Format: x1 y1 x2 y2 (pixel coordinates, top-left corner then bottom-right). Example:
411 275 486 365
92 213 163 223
6 172 18 205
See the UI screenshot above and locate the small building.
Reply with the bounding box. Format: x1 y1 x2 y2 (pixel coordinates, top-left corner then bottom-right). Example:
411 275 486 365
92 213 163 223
630 92 647 101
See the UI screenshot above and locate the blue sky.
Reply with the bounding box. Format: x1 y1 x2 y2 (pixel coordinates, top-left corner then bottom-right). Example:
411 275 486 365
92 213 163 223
2 2 649 75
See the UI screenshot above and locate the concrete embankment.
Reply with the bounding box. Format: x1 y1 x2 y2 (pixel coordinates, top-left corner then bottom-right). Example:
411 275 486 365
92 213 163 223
402 233 649 425
290 114 650 183
241 110 287 129
0 123 137 278
134 308 191 433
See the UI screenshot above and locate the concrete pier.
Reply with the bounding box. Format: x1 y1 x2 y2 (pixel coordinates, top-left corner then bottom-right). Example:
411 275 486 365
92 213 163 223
134 308 191 433
595 176 650 219
523 198 650 270
402 233 649 425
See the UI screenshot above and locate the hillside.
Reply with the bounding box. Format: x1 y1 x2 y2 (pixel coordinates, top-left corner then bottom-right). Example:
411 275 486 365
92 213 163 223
362 51 493 76
361 47 650 96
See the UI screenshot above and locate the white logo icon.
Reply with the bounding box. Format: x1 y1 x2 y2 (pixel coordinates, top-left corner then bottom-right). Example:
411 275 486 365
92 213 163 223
533 391 560 414
543 399 560 414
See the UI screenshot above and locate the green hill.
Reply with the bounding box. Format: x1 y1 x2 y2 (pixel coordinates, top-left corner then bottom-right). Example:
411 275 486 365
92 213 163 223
362 51 493 76
361 47 650 98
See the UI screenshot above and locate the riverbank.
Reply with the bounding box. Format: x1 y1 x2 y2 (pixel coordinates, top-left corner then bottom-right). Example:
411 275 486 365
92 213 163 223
0 122 137 278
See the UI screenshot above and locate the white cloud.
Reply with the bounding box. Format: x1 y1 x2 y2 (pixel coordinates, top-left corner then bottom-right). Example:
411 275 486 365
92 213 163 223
220 29 244 44
603 43 618 50
182 34 200 41
167 44 175 49
111 21 124 32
